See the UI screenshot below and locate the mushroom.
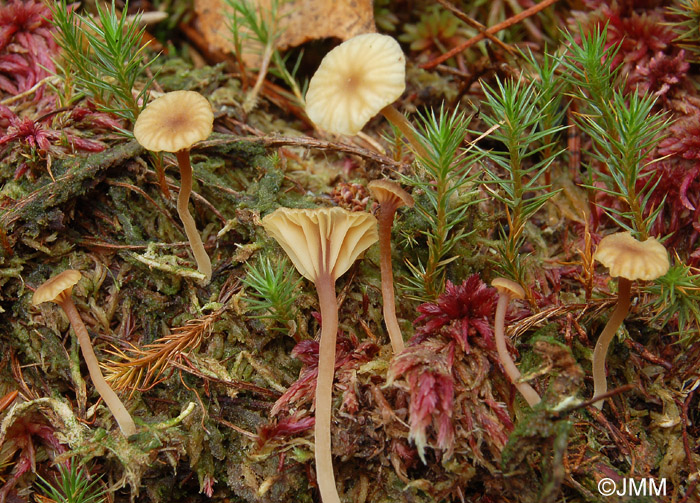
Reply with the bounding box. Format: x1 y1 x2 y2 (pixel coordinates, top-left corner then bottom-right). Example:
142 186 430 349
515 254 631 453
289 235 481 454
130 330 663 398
368 180 414 354
133 90 215 283
305 33 428 159
32 270 137 436
491 278 541 407
591 231 669 408
262 207 377 503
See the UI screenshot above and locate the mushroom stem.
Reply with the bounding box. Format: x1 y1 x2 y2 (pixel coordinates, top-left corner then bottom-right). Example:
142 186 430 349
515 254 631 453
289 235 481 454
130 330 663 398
58 294 137 436
380 105 430 160
377 204 405 354
591 277 632 409
494 292 541 407
314 273 341 503
175 150 212 283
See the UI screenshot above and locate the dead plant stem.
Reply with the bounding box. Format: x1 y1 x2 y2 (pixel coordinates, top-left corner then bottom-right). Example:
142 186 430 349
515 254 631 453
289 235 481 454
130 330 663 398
421 0 560 69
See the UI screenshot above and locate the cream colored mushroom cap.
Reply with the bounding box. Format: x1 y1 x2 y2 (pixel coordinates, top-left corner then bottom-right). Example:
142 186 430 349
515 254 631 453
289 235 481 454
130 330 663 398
262 207 378 282
305 33 406 136
491 277 525 299
33 269 82 305
594 231 669 281
133 90 214 153
368 180 414 209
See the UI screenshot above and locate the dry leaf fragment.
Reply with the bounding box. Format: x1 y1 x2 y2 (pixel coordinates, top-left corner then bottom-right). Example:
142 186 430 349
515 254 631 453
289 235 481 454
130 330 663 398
194 0 375 67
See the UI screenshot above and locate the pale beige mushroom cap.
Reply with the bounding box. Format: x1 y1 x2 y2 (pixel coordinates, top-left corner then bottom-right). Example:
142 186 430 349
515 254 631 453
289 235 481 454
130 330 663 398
368 180 414 209
133 90 214 153
305 33 406 136
492 277 525 299
33 270 82 305
262 207 378 283
594 232 669 281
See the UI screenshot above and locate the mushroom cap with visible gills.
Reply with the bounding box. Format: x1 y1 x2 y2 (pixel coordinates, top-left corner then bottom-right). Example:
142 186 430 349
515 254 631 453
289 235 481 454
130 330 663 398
262 207 378 283
368 180 414 209
305 33 406 136
133 90 214 153
491 277 525 299
32 270 82 305
594 231 669 281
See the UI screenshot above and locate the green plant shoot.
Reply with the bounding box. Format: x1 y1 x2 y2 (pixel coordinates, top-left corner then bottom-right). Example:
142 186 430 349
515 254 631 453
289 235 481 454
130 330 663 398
225 0 304 112
242 256 301 332
477 77 564 287
50 0 157 125
36 462 105 503
401 106 480 301
561 27 669 239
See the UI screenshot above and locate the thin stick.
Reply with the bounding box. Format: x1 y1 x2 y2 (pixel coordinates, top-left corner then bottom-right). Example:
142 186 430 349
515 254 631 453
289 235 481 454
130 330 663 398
200 135 404 170
420 0 560 69
435 0 515 55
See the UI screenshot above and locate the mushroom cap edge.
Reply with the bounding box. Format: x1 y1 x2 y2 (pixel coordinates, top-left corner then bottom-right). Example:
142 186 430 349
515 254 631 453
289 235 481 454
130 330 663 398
491 277 525 299
261 207 378 283
33 269 82 305
368 179 414 208
133 90 214 153
305 33 406 136
593 231 670 281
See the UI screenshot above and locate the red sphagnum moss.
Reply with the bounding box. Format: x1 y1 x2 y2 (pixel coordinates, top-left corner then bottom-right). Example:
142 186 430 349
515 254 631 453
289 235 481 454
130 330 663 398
0 0 57 96
414 275 499 352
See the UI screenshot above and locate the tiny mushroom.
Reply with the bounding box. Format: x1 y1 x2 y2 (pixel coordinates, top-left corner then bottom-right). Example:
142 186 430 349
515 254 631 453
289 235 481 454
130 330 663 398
591 231 669 408
32 270 137 436
368 179 414 354
305 33 429 159
491 277 541 407
262 207 377 503
133 90 214 283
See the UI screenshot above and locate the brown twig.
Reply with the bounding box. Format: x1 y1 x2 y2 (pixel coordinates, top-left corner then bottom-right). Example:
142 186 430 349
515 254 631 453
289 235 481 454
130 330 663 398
552 384 635 415
435 0 516 56
11 351 37 400
420 0 560 69
586 401 635 458
260 80 310 126
679 479 699 503
177 21 232 67
624 338 673 370
201 135 405 171
0 390 18 414
77 238 200 250
509 299 614 340
169 359 280 399
211 415 257 438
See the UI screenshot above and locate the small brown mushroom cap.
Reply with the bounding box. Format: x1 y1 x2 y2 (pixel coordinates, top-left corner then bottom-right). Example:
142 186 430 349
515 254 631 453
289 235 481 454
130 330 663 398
594 232 669 281
32 270 82 305
305 33 406 136
368 180 414 209
133 90 214 153
491 277 525 299
262 207 378 282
